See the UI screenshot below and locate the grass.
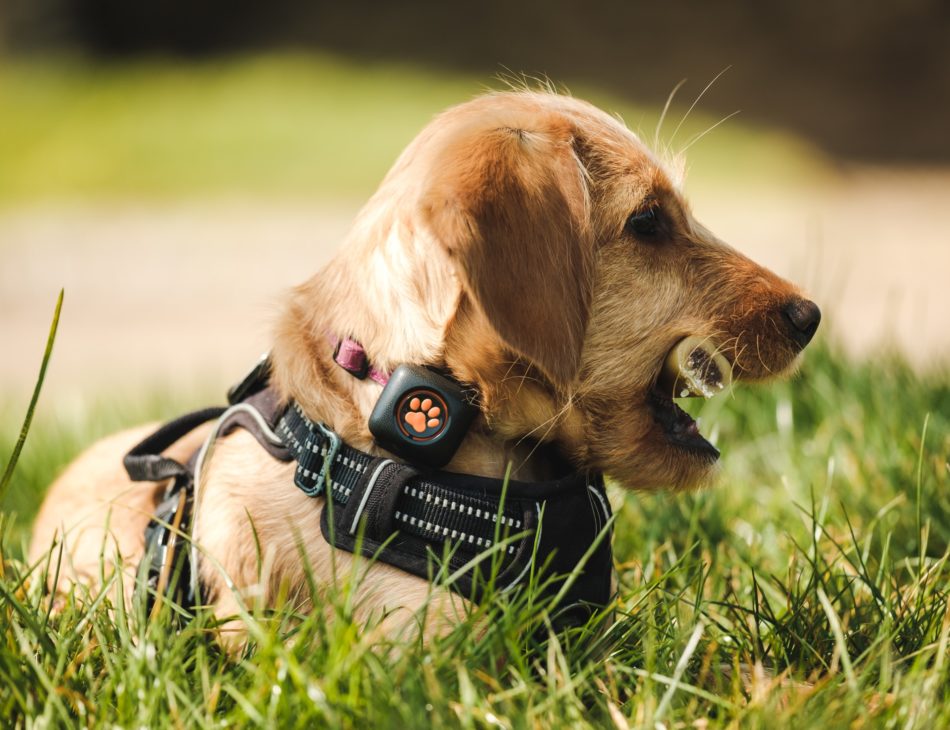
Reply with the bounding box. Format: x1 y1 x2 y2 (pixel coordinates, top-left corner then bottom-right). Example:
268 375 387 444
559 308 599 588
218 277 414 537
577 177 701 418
0 53 831 206
0 52 947 727
1 329 948 727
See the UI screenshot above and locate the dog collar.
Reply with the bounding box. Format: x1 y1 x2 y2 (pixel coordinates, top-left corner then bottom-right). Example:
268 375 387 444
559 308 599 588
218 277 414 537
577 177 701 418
127 360 615 622
331 336 391 386
329 336 480 468
273 396 614 611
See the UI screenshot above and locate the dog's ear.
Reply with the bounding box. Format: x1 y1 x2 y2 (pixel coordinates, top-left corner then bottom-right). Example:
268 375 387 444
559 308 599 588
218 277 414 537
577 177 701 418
420 117 594 387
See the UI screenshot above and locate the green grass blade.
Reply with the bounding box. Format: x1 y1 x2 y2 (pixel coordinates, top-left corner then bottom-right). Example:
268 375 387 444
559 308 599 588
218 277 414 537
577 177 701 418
0 289 63 503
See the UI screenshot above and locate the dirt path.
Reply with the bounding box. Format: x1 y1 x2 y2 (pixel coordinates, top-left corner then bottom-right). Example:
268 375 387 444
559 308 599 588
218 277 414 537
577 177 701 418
0 201 354 398
2 169 948 401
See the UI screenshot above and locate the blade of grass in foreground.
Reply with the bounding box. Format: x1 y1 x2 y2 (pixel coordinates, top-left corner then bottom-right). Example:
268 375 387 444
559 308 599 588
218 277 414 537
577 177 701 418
0 289 63 503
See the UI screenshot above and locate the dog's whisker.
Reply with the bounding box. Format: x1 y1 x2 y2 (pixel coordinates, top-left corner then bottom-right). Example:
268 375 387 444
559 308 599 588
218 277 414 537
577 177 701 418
512 402 568 448
516 386 579 443
754 333 779 377
512 394 579 470
654 78 687 155
728 334 751 375
669 66 732 149
679 110 742 155
497 366 546 397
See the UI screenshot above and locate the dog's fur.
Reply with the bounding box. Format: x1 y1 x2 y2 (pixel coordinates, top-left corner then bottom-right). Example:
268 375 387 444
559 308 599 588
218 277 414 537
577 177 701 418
30 91 817 643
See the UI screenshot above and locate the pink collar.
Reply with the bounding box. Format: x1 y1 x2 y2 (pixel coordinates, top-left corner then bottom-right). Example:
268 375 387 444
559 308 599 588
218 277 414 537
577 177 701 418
331 336 390 386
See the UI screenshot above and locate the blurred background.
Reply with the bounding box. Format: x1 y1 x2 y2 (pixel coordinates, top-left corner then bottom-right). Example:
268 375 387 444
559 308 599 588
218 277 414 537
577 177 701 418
1 0 949 400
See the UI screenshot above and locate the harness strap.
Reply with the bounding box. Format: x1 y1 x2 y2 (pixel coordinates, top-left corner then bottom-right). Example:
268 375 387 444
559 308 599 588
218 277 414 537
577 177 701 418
278 402 371 501
125 407 228 618
352 460 412 540
124 406 227 483
126 364 615 618
272 399 618 607
277 402 525 556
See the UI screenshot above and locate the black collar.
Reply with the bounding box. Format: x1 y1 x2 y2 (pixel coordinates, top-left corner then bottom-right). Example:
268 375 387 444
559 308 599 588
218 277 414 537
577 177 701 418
272 397 614 612
127 365 615 622
279 401 528 554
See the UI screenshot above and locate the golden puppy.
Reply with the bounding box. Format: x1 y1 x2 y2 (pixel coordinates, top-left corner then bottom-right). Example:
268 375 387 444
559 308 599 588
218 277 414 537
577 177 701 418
30 90 819 641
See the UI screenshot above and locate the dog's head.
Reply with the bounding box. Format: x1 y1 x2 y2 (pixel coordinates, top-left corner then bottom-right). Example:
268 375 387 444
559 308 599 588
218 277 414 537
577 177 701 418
282 91 819 491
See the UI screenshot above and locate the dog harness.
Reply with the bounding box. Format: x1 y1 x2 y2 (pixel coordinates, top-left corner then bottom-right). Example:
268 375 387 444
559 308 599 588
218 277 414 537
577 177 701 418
126 355 614 623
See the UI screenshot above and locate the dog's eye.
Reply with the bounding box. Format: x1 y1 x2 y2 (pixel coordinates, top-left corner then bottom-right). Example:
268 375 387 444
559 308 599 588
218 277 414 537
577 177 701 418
625 208 660 237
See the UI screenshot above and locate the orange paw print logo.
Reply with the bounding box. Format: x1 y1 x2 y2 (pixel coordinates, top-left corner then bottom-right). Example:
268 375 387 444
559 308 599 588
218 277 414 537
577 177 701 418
405 396 441 432
397 390 448 441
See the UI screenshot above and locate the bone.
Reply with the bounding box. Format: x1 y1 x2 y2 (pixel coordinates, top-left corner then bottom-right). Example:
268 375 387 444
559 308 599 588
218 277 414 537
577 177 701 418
660 336 732 398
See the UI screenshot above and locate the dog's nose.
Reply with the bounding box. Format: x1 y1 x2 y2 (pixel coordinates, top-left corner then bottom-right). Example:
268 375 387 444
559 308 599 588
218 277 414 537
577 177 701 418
782 298 821 348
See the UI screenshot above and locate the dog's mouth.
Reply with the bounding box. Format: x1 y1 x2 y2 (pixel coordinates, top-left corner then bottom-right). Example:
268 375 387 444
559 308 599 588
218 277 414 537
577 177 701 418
649 336 732 461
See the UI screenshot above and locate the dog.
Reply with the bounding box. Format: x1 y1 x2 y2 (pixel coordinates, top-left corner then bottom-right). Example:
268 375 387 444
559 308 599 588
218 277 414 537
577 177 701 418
29 90 819 644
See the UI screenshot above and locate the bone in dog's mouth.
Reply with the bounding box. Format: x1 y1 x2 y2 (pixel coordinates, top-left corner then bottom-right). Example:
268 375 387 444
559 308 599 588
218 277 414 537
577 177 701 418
649 336 732 460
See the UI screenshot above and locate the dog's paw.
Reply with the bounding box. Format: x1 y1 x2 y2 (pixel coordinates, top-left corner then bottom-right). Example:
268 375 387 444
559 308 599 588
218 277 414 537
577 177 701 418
404 397 442 433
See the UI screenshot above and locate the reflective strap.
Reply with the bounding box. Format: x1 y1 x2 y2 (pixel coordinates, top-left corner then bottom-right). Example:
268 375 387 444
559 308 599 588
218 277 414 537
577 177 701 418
277 403 525 553
350 459 393 534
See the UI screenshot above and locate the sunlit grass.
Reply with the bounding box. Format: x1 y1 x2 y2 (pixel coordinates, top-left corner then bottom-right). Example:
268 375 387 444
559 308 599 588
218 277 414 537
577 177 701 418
2 335 948 726
0 53 831 206
1 57 946 724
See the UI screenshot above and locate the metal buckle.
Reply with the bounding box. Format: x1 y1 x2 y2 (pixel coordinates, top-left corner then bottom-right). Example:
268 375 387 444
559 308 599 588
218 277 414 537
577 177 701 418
312 422 342 497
